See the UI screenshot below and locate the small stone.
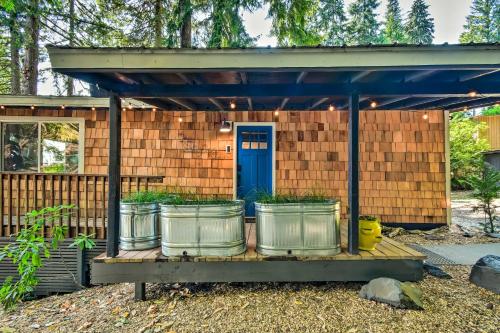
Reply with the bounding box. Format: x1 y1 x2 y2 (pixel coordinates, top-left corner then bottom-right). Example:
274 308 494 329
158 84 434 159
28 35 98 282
469 255 500 294
29 324 40 329
424 235 445 241
485 303 494 310
424 262 452 279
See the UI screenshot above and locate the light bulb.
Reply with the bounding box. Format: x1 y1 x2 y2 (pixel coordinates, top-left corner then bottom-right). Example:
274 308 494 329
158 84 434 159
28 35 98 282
274 110 279 116
328 104 335 111
423 113 428 120
178 117 183 122
61 105 65 110
468 91 477 98
31 105 35 110
91 107 96 111
370 101 377 108
230 101 236 109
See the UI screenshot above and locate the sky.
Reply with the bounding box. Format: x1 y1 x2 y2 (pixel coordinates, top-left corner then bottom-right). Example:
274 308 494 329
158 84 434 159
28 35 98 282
243 0 473 46
40 0 474 95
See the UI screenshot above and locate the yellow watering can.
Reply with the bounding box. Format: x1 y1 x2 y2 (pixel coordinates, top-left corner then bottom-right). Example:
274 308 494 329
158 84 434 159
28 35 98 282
359 216 382 251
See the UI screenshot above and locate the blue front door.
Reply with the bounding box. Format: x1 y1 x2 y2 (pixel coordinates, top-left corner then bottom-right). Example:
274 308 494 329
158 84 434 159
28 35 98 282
236 126 273 217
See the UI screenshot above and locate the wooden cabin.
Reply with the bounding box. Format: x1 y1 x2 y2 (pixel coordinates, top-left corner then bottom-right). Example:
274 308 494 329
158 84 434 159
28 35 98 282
0 44 498 299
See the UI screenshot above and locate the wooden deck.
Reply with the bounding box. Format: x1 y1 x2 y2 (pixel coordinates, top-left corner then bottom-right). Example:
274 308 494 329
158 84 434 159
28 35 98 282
94 224 425 263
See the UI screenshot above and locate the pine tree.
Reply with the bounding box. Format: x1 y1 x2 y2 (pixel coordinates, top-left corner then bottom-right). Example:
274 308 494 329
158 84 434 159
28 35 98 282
383 0 406 43
405 0 434 44
204 0 260 48
266 0 321 46
460 0 499 43
317 0 347 46
346 0 381 45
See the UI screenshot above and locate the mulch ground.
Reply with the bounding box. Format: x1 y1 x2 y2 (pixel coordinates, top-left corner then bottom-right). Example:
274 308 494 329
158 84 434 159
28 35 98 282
0 265 498 333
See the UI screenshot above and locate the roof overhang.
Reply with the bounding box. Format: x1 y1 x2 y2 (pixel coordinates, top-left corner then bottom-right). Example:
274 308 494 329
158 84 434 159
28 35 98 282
47 44 500 112
0 95 152 108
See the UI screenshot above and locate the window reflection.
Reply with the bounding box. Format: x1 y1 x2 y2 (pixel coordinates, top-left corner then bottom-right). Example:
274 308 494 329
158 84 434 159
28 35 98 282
2 123 38 172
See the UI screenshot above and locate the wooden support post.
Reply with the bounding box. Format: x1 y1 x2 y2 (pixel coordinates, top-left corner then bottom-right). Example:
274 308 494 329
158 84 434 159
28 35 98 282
135 282 146 301
76 247 87 288
348 93 360 254
107 95 121 257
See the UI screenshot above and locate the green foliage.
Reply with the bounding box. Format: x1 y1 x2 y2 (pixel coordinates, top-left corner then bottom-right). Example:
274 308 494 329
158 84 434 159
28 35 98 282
450 112 489 190
70 233 96 250
266 0 322 46
121 190 171 203
481 105 500 116
382 0 406 43
460 0 499 43
317 0 347 46
467 164 499 233
405 0 434 44
0 205 74 310
162 195 235 205
345 0 382 45
204 0 259 48
255 190 330 204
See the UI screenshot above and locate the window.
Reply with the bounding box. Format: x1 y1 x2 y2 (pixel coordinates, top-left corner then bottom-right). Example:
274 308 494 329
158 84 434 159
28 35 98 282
1 118 84 173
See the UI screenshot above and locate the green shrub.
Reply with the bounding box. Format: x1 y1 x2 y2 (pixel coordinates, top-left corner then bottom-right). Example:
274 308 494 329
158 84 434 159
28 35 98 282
481 105 500 116
0 205 95 310
255 191 331 204
467 164 499 234
121 191 171 203
450 112 489 190
162 195 235 205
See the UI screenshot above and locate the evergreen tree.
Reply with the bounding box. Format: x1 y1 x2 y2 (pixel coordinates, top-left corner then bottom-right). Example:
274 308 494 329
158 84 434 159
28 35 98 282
266 0 321 46
460 0 499 43
204 0 260 48
383 0 406 43
317 0 347 46
346 0 381 45
405 0 434 44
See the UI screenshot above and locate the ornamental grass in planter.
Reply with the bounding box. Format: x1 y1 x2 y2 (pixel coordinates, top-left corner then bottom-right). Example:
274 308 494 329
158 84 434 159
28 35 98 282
255 192 340 256
160 196 246 257
119 191 170 251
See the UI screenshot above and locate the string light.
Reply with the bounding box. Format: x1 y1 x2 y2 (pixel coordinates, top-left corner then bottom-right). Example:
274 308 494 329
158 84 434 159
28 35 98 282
370 101 377 108
61 105 65 110
0 105 4 110
230 101 236 110
122 107 126 111
422 112 428 120
468 91 477 98
31 105 35 110
178 117 183 122
127 103 133 110
274 110 279 116
91 107 96 111
464 106 468 112
152 107 157 112
328 104 335 112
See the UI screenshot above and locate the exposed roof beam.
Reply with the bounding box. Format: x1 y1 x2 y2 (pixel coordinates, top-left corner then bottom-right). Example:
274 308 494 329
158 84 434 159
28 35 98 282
404 70 437 82
459 69 499 82
307 97 329 110
349 71 373 83
447 98 497 111
340 97 369 109
176 73 223 110
239 72 253 111
85 81 500 99
278 71 308 110
398 97 450 109
168 98 195 111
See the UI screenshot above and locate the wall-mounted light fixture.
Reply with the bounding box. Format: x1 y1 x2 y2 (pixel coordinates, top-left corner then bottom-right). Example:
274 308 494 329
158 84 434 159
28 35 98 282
220 120 233 133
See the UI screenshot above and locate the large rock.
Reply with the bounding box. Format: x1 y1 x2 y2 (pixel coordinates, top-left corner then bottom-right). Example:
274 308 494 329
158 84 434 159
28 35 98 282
469 255 500 294
359 277 423 309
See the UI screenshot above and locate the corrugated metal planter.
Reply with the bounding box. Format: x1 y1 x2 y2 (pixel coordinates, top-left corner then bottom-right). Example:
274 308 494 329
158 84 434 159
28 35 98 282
120 202 160 250
160 200 246 256
255 201 340 256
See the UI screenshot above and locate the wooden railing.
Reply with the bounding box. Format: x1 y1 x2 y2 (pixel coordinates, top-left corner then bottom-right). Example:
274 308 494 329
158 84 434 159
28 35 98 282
0 173 164 239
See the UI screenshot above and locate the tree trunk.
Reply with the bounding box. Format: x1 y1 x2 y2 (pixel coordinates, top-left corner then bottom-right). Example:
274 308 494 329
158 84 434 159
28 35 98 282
9 12 21 95
180 0 192 48
22 0 40 95
153 0 163 47
66 0 75 96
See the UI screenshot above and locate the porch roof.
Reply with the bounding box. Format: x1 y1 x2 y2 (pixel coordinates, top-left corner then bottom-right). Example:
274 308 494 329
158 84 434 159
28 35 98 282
47 44 500 112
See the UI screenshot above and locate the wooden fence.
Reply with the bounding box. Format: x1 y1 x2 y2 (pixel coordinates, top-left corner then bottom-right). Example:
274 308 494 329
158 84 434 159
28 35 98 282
0 173 164 239
477 115 500 151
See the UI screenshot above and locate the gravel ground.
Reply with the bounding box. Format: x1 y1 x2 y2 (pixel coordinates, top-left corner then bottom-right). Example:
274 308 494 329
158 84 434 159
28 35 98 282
0 266 499 333
392 194 500 246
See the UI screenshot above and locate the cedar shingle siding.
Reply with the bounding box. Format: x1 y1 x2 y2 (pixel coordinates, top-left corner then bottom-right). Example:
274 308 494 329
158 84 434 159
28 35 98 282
1 108 447 225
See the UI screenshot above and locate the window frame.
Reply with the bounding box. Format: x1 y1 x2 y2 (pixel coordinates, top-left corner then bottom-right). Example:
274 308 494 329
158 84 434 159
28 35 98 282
0 116 85 174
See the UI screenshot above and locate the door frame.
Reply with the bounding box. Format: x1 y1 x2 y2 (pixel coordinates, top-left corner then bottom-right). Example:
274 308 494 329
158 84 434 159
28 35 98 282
233 122 276 200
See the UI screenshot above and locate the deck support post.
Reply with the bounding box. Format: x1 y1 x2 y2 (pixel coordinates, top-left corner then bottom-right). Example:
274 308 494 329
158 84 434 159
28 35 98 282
106 94 121 257
348 93 360 254
135 282 146 301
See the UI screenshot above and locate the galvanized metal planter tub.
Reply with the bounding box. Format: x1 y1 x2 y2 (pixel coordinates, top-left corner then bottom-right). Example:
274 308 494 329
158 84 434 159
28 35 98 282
120 202 160 250
255 201 340 256
160 200 246 256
